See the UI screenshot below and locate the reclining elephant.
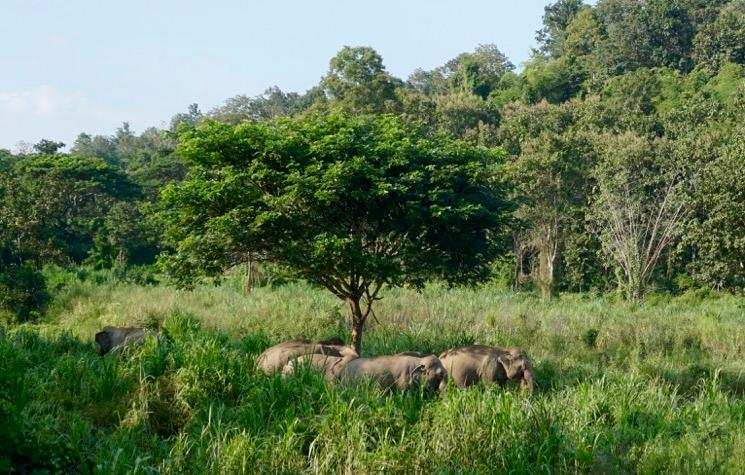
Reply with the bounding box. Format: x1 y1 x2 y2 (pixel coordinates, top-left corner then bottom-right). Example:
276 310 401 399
281 353 358 380
438 345 536 393
95 326 147 356
339 353 447 392
257 338 357 373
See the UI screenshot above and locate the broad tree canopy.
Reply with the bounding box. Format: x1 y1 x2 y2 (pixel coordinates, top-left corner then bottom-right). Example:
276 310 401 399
160 113 511 352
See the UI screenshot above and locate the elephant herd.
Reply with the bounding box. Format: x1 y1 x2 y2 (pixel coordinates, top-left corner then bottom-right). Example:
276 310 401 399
95 327 536 394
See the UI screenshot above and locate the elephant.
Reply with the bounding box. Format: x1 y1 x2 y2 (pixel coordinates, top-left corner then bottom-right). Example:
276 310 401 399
95 326 147 356
281 353 358 380
339 353 448 392
438 345 536 393
256 338 358 373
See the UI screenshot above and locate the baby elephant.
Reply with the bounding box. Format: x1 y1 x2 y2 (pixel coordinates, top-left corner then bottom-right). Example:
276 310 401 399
439 345 536 394
282 353 358 381
340 353 447 392
95 326 146 356
257 338 358 373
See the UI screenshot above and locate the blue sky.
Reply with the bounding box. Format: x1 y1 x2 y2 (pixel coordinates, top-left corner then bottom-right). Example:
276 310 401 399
2 0 573 150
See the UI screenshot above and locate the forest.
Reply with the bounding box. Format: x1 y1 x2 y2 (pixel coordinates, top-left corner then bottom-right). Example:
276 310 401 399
2 0 745 473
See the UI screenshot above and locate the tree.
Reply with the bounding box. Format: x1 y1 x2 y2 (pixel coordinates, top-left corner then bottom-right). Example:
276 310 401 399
13 154 140 262
522 56 577 104
0 149 13 171
209 87 309 124
0 262 49 322
322 46 402 113
445 45 514 99
432 93 500 143
32 139 65 155
500 100 593 296
87 201 160 268
71 133 119 166
684 132 745 289
0 166 60 269
580 68 671 137
160 114 511 353
562 6 605 91
408 44 514 99
169 103 203 131
693 1 745 69
594 0 698 75
590 133 688 300
508 130 594 297
535 0 586 57
407 68 443 96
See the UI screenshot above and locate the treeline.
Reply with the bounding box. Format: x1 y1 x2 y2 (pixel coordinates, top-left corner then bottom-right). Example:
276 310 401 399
2 0 745 321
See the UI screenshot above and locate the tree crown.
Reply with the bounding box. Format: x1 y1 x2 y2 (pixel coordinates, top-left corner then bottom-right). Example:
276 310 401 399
160 113 512 296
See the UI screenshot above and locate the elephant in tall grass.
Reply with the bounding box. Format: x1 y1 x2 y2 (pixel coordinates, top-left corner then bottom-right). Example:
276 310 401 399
438 345 536 393
281 353 358 380
95 326 146 356
340 353 447 392
257 338 358 373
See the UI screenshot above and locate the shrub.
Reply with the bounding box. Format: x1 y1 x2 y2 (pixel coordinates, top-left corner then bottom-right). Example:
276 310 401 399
0 263 50 322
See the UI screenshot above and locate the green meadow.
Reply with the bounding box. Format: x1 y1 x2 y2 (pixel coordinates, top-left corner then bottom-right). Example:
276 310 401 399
2 270 744 474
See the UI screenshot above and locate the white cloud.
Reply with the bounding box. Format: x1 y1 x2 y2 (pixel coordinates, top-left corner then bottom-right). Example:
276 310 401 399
0 85 84 118
0 85 153 151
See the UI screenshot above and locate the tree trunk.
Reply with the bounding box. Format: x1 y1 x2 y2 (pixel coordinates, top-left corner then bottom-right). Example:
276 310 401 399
512 232 527 292
538 247 556 299
514 246 524 292
244 255 253 295
348 296 365 355
626 270 645 302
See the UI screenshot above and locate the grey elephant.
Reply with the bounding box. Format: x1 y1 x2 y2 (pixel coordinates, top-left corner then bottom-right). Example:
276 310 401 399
438 345 536 393
95 326 147 356
257 338 358 373
281 353 358 380
339 353 447 392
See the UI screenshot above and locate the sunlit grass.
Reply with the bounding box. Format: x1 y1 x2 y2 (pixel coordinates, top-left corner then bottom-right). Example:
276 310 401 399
2 271 744 473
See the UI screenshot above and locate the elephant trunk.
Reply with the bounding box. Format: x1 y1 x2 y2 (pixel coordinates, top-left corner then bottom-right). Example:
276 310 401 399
521 369 536 395
438 374 449 392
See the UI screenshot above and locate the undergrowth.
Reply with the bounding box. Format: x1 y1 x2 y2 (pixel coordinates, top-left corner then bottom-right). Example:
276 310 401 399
1 275 744 473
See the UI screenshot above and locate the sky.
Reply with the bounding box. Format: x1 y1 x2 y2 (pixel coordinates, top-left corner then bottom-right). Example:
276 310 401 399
1 0 574 150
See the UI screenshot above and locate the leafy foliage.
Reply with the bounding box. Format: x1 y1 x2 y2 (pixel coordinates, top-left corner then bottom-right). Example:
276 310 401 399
7 1 745 310
0 263 50 322
505 107 595 296
322 47 402 114
590 134 688 300
160 113 511 350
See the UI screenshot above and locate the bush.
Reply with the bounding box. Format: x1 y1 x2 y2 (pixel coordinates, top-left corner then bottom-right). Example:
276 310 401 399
0 263 50 322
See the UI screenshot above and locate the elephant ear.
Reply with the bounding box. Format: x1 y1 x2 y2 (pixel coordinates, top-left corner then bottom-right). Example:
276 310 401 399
497 353 522 380
409 364 426 384
95 331 111 356
481 354 508 384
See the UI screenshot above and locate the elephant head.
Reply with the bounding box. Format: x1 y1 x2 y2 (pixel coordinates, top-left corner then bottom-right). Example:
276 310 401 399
94 330 112 356
410 354 448 392
95 326 146 356
439 345 536 393
497 348 536 394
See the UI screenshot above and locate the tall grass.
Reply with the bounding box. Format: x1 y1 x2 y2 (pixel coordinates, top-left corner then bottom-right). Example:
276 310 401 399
1 273 744 473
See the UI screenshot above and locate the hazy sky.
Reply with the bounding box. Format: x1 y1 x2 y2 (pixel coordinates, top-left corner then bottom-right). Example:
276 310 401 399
1 0 575 150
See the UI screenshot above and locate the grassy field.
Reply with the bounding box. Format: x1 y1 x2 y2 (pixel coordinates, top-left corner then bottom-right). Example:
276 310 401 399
2 271 745 473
